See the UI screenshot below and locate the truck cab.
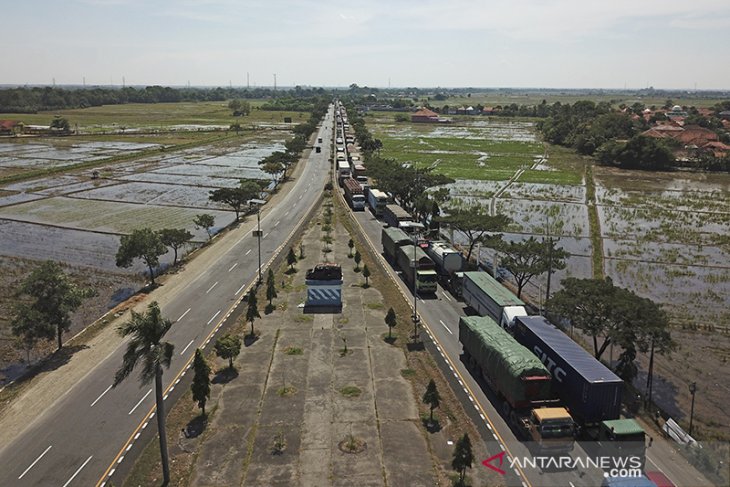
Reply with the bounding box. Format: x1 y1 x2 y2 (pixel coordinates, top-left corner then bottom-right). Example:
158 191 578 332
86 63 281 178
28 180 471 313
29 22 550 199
597 419 647 469
522 407 575 454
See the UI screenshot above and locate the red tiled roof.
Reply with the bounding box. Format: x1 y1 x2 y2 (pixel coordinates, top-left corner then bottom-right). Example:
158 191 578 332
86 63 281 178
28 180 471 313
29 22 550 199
0 120 19 130
412 108 438 118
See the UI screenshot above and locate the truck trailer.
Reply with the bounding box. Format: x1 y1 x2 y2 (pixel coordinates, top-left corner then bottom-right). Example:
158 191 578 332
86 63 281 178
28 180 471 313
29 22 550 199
426 241 464 294
459 316 575 453
336 160 351 185
383 204 413 228
368 189 389 216
381 226 411 263
462 271 528 328
511 316 623 426
396 244 438 294
343 178 366 211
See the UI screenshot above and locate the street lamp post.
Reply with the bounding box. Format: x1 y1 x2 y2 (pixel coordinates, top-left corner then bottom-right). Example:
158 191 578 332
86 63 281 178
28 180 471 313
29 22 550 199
412 233 420 341
249 198 267 286
688 382 697 436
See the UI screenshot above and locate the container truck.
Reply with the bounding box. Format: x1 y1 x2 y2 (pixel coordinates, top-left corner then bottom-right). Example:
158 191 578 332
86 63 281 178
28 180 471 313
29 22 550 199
396 244 438 294
343 178 366 211
383 204 413 228
337 160 351 185
511 316 623 426
426 241 464 294
368 189 389 216
381 226 411 263
462 271 528 328
459 316 575 453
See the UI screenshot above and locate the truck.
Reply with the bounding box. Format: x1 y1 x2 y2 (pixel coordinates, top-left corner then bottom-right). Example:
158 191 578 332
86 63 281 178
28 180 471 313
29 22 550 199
594 418 647 469
511 316 623 426
383 204 413 228
381 226 411 263
368 189 389 216
396 244 438 294
343 178 366 211
426 241 464 294
462 271 528 328
459 316 575 453
337 160 351 185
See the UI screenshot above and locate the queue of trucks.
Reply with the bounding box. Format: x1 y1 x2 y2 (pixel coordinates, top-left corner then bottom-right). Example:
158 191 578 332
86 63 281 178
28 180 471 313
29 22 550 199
336 101 649 473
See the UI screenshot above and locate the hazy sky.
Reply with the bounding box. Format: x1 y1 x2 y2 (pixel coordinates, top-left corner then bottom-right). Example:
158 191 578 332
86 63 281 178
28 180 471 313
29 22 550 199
3 0 729 89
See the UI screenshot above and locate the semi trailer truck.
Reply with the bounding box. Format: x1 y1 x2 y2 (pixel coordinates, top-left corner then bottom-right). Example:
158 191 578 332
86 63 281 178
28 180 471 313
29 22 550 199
462 271 528 328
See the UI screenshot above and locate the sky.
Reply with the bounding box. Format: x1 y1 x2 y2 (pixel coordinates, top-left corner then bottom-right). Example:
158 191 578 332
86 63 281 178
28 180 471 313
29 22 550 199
3 0 730 90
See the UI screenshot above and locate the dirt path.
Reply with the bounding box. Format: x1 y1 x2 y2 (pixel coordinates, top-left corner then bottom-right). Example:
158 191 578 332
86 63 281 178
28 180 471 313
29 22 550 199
0 146 314 450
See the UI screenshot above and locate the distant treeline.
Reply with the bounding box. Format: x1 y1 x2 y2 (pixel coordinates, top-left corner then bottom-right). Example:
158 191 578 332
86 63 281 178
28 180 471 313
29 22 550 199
0 85 329 113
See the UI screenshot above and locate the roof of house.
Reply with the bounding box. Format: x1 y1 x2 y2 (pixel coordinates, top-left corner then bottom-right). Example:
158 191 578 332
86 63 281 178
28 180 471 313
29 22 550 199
412 108 438 118
0 120 20 130
674 125 719 146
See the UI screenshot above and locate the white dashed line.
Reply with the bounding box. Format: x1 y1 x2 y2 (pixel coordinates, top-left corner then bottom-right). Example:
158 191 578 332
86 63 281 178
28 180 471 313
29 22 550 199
235 283 246 295
245 249 252 255
180 339 194 356
274 220 280 227
207 310 221 325
439 320 453 334
228 262 238 272
176 308 191 322
441 291 452 302
129 389 152 415
61 455 93 487
18 445 52 479
90 384 113 407
206 282 218 294
263 233 269 239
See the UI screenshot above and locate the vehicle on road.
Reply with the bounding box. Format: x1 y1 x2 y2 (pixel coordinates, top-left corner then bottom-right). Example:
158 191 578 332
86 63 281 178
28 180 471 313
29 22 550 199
343 178 366 211
368 189 389 217
383 203 413 228
396 244 438 294
462 271 528 328
459 315 575 454
337 160 351 185
425 241 464 296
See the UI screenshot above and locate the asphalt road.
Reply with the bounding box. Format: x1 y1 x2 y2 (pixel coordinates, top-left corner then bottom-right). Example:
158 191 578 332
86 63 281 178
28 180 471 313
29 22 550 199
0 107 336 487
348 207 708 487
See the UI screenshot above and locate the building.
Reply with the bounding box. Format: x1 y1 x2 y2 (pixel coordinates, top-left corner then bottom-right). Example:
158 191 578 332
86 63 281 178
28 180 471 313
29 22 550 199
0 120 22 135
411 108 441 123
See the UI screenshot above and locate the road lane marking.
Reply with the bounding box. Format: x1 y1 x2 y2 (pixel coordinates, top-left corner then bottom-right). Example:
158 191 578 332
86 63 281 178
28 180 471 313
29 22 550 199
245 249 251 255
90 384 113 408
206 310 221 325
176 308 191 322
206 282 218 294
18 445 52 479
128 389 152 415
441 291 452 302
62 455 93 487
439 320 453 335
284 210 289 216
228 262 238 272
180 339 194 356
263 233 269 239
274 220 280 227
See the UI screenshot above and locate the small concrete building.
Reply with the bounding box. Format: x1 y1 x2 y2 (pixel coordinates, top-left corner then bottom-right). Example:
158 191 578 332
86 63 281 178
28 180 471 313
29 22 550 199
305 264 343 311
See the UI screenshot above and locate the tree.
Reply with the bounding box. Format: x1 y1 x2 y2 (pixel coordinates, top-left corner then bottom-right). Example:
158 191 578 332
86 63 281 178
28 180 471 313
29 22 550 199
116 228 167 286
261 160 285 186
50 115 70 133
287 247 297 270
451 433 473 485
246 290 261 336
499 237 568 298
348 238 355 258
438 206 511 263
191 348 211 416
215 334 241 369
229 122 242 134
266 268 277 305
209 180 262 221
113 301 174 485
354 250 362 271
385 307 397 339
157 228 193 266
422 379 441 423
12 261 93 351
362 264 371 287
194 214 216 240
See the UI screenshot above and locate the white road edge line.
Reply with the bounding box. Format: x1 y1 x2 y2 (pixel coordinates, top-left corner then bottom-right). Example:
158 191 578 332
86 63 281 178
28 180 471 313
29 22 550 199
180 339 195 356
61 455 93 487
90 384 113 408
206 282 218 294
128 389 152 415
176 308 191 322
228 262 238 272
207 310 221 325
439 320 453 335
18 445 52 479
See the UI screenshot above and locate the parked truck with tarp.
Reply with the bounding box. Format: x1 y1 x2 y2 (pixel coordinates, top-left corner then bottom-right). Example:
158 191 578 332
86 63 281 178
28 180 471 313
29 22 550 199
343 178 366 211
381 226 411 263
383 203 413 228
462 271 528 328
459 316 575 453
396 244 438 294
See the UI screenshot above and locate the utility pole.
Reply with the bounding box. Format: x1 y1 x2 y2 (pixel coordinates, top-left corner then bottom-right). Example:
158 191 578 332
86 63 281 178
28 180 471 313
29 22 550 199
645 338 655 409
247 72 249 89
123 76 126 88
273 73 277 92
250 198 267 285
545 214 553 307
688 382 697 436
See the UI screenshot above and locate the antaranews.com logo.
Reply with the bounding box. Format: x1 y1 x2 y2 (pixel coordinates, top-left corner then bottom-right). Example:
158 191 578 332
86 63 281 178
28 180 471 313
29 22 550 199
482 452 643 479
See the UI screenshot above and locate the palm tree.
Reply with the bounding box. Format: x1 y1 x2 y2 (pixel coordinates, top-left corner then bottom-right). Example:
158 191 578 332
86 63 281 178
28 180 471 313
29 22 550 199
113 301 174 485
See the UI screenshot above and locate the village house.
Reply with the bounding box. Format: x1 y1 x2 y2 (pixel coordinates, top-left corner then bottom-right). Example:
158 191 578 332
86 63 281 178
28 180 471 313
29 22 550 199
411 107 449 123
0 120 23 136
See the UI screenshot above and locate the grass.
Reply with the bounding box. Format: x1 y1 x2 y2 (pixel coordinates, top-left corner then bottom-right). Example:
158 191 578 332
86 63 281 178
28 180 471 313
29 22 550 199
283 346 303 355
339 385 362 398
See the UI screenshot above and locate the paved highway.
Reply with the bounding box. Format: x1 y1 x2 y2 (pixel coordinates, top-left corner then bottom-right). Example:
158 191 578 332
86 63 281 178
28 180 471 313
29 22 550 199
348 206 707 487
0 106 336 487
